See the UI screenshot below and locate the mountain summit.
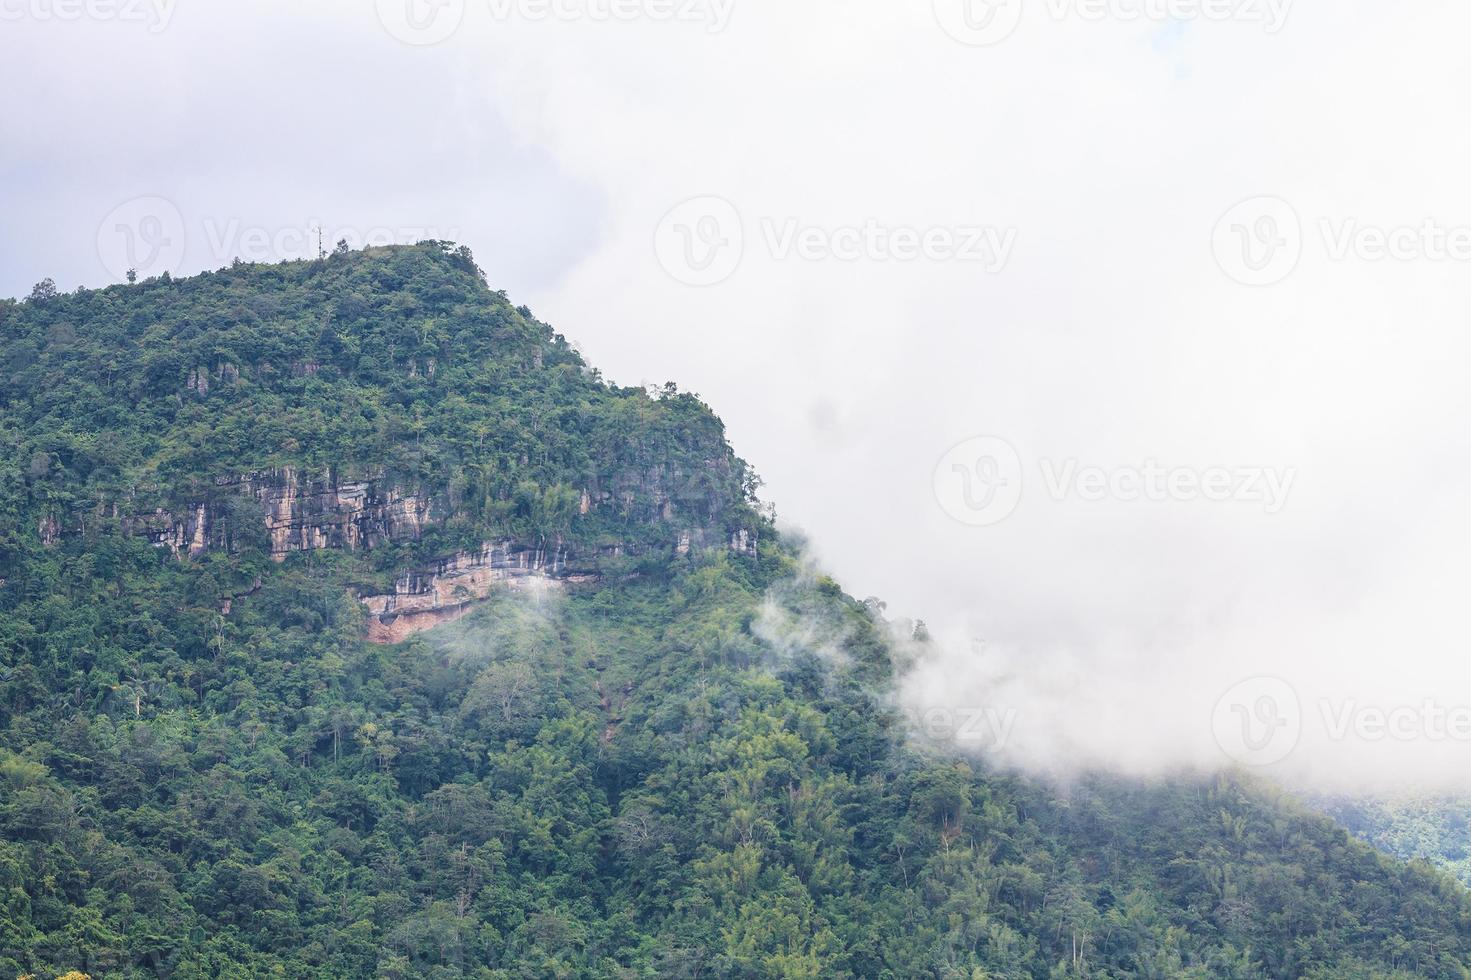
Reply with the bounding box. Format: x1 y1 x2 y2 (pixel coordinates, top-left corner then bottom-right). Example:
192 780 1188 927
6 244 760 640
1 245 1468 978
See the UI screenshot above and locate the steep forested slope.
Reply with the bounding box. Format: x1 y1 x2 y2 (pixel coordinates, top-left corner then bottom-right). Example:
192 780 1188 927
1 245 1468 978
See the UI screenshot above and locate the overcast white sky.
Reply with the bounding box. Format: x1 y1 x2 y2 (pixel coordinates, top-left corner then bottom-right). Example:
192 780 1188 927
5 0 1471 791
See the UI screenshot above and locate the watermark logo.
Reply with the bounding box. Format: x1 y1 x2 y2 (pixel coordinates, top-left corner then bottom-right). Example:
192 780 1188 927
933 436 1025 527
1212 196 1302 286
375 0 466 45
933 0 1025 46
1211 677 1471 767
654 196 744 286
1213 197 1471 285
97 196 187 281
1212 675 1301 766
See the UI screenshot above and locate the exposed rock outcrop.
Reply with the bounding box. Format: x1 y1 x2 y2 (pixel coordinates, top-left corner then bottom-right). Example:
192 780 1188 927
730 527 757 556
38 513 60 547
250 468 431 557
136 468 435 560
359 540 599 643
67 466 758 641
126 461 739 562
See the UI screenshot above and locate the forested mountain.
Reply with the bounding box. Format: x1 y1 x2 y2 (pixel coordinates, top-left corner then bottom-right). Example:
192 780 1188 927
2 243 1469 978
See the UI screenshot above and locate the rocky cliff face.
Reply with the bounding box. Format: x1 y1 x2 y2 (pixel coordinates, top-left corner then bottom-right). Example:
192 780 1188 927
110 466 755 643
360 529 762 644
136 467 434 559
360 539 601 643
127 464 747 562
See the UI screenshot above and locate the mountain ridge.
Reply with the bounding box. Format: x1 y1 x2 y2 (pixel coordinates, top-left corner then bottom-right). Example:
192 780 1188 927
5 243 763 644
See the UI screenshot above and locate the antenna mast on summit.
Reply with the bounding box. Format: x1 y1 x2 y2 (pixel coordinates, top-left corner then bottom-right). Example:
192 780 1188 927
316 226 325 260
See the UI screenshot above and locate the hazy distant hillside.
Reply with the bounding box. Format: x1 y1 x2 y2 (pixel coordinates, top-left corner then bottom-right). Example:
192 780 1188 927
1318 795 1471 886
1 246 1469 978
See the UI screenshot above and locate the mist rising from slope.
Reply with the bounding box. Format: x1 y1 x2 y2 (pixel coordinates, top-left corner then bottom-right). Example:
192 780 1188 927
478 4 1471 793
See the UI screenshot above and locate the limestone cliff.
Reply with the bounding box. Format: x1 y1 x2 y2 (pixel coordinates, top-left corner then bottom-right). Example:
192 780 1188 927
359 540 600 643
115 467 754 642
135 467 434 559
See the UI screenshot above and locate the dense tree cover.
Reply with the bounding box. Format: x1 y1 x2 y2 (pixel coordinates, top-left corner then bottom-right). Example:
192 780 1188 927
1318 795 1471 887
0 243 755 566
2 248 1470 977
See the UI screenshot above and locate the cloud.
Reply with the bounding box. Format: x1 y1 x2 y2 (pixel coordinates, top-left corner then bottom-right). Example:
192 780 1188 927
471 1 1471 792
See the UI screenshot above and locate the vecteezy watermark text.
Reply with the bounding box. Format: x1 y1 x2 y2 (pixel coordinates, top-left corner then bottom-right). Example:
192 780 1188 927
913 705 1019 749
933 435 1295 527
96 195 458 282
933 0 1292 47
1213 196 1471 286
762 218 1015 267
1038 459 1294 511
487 0 734 29
654 196 1016 286
0 0 177 31
1212 675 1471 767
201 219 461 265
375 0 734 45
